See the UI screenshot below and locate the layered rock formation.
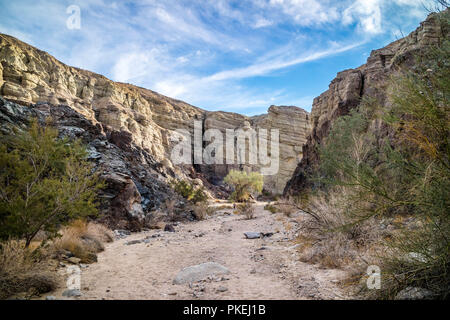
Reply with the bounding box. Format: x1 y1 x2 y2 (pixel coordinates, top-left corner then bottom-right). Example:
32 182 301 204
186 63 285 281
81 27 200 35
284 11 447 195
0 31 311 230
0 96 181 230
200 106 310 193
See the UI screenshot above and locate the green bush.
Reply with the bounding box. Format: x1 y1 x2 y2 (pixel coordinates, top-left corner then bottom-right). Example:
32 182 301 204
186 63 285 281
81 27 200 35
170 179 207 204
0 119 104 247
224 170 263 202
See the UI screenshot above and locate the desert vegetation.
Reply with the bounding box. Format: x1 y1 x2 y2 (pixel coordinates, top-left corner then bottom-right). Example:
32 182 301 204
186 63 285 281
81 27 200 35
293 18 450 299
224 170 263 202
0 119 109 299
0 119 104 247
170 179 208 204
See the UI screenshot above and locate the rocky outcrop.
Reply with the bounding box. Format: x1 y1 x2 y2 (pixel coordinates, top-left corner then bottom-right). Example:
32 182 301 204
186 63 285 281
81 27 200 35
200 106 310 193
0 33 310 195
284 11 447 195
253 106 310 193
0 96 176 230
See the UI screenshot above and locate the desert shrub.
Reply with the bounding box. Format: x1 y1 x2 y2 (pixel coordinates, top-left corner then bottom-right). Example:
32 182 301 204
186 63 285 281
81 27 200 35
53 219 112 263
297 187 384 269
276 201 297 217
191 187 208 204
237 202 255 220
0 240 57 299
264 204 277 214
224 170 263 202
170 179 207 204
309 25 450 298
0 119 104 247
191 202 215 221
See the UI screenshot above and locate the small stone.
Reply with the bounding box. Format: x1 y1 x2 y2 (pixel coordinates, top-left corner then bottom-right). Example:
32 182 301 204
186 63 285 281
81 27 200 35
395 287 435 300
62 289 82 297
261 232 274 238
173 262 230 284
164 224 175 232
168 292 177 296
61 250 74 258
244 232 261 239
250 268 256 274
67 257 81 264
217 286 228 292
125 240 141 245
45 296 56 300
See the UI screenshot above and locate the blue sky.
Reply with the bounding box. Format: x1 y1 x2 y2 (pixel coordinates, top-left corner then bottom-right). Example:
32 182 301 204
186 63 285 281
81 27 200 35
0 0 436 115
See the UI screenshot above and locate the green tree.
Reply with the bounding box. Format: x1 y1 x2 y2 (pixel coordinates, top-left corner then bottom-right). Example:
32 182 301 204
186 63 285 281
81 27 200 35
0 119 103 247
224 170 263 202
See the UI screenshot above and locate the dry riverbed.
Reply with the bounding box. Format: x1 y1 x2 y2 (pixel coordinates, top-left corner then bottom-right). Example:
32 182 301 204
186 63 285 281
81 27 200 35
47 201 348 300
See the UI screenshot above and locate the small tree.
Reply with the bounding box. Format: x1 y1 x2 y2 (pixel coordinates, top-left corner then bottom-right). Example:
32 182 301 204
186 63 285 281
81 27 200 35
0 119 103 247
224 170 263 202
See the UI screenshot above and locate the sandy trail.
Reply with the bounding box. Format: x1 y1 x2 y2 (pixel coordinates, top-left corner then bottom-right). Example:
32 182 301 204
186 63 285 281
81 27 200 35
51 201 348 300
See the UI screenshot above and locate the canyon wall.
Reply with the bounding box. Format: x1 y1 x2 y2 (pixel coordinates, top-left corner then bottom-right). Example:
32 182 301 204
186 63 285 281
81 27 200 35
284 11 447 195
0 32 310 197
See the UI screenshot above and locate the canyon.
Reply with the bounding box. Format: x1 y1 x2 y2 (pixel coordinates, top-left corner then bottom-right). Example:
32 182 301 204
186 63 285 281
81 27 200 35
0 11 446 230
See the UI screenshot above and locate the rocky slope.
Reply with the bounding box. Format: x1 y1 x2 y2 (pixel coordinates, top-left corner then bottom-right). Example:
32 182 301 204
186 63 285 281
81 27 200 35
284 11 447 195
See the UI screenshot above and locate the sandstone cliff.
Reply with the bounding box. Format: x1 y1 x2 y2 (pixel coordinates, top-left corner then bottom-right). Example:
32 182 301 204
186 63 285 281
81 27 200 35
284 11 447 195
0 31 311 231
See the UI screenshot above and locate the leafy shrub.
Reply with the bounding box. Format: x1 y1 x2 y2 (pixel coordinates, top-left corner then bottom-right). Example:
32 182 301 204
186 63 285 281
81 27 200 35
224 170 263 202
170 179 207 204
0 120 104 247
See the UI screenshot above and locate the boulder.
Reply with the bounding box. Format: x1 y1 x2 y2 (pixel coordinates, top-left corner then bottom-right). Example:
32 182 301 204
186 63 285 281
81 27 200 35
62 289 82 297
173 262 230 284
395 287 435 300
244 232 261 239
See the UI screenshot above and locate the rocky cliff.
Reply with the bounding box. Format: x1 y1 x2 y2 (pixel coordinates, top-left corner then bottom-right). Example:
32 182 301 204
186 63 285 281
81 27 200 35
284 11 447 195
0 32 311 228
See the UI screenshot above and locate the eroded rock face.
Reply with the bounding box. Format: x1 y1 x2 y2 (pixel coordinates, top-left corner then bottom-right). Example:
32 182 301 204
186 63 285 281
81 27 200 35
253 106 310 193
284 11 447 195
0 33 311 195
0 97 175 230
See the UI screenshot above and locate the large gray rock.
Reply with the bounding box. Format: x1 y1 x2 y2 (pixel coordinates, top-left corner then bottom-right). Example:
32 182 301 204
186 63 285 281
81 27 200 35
62 289 83 297
395 287 435 300
244 232 261 239
173 262 230 284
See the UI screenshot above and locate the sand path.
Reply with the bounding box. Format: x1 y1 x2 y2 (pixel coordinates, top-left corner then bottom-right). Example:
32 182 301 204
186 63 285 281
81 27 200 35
51 201 348 300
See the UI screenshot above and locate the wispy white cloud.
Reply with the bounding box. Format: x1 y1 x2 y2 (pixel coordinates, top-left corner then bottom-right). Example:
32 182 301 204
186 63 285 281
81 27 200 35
205 41 364 81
